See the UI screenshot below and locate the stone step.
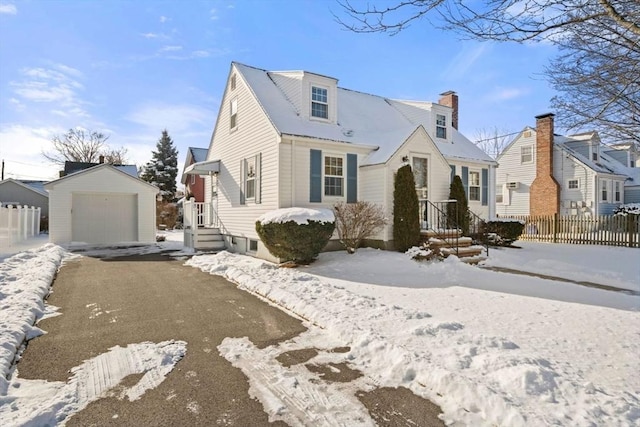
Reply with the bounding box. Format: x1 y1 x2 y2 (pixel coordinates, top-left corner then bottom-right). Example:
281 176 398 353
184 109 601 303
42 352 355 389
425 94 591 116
421 229 462 240
439 245 485 258
427 236 473 248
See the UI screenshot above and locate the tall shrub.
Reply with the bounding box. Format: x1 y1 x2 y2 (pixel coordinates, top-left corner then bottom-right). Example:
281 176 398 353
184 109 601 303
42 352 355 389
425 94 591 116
393 164 420 252
447 175 470 235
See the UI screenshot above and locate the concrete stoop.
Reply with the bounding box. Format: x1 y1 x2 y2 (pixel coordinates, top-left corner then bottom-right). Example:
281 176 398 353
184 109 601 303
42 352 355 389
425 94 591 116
421 229 487 263
192 227 225 251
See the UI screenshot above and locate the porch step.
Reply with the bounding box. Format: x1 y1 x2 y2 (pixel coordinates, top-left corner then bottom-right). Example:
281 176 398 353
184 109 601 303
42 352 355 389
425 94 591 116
428 236 473 248
194 240 226 250
421 229 462 240
192 227 226 251
439 245 485 258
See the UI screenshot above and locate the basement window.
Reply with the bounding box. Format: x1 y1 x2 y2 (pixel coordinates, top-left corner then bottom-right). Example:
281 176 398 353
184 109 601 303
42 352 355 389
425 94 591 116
248 239 258 252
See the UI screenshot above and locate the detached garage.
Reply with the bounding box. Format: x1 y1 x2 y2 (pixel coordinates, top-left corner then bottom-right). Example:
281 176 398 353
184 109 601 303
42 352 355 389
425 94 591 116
45 164 158 245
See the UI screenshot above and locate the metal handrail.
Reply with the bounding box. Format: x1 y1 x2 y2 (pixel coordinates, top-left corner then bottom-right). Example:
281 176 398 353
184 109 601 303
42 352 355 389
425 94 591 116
421 199 460 256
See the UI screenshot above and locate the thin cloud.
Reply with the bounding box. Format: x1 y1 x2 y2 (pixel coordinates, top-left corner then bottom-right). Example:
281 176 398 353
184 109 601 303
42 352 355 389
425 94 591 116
0 3 17 14
486 87 531 102
127 103 213 134
442 43 491 79
160 45 183 52
210 8 218 20
159 15 168 23
141 32 160 39
10 65 89 118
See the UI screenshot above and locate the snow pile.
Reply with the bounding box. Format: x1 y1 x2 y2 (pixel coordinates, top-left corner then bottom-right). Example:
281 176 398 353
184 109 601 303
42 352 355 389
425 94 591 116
1 340 186 426
188 249 640 426
613 203 640 216
257 207 335 225
0 244 67 394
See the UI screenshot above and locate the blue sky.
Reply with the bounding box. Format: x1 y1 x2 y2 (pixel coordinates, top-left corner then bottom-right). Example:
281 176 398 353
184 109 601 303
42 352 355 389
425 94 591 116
0 0 557 183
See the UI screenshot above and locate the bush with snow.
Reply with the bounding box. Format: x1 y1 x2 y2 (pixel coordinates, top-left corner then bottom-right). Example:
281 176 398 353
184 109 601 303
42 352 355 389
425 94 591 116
406 245 437 261
483 219 525 246
613 203 640 216
333 201 387 254
256 208 335 264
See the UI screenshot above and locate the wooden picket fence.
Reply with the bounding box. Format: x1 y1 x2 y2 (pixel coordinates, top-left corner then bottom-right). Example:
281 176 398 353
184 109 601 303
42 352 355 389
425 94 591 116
499 214 640 248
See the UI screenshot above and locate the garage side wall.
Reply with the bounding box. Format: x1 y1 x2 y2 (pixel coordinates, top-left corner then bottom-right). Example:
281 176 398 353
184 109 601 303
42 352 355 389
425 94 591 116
47 167 157 244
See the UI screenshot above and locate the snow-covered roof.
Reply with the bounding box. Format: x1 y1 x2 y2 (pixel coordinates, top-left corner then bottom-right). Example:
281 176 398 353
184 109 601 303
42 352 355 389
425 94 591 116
234 62 494 166
555 135 636 183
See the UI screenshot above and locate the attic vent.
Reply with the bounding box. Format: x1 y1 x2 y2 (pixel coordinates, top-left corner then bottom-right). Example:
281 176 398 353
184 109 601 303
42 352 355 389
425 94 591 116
342 129 354 137
506 181 519 189
523 130 532 138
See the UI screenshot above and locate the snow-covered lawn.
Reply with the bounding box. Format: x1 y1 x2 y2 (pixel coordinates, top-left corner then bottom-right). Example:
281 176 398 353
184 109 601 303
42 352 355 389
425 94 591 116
1 235 638 426
188 242 640 426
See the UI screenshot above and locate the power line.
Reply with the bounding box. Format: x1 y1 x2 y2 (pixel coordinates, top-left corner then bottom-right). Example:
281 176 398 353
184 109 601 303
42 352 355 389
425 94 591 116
473 130 522 144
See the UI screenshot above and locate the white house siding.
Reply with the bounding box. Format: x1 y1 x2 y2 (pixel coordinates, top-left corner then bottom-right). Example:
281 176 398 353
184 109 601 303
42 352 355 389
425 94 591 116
46 167 156 244
359 163 387 241
207 65 281 257
495 131 537 216
553 147 596 216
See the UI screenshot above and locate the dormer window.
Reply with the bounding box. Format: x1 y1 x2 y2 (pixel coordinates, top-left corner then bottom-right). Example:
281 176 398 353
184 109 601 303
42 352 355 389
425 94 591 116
436 114 447 139
311 86 328 119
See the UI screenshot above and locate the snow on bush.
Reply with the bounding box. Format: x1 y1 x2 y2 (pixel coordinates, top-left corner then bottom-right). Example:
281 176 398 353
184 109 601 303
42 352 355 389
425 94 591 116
257 207 335 225
613 203 640 216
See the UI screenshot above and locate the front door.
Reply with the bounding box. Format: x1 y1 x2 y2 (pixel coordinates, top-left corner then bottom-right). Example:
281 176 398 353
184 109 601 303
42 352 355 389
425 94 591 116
413 157 428 200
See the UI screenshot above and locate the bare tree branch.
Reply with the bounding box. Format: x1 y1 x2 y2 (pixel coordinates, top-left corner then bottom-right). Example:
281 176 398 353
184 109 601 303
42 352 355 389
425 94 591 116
42 128 129 165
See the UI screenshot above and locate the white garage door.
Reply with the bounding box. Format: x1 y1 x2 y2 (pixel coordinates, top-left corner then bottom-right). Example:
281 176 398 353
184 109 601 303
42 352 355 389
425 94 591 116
72 193 138 244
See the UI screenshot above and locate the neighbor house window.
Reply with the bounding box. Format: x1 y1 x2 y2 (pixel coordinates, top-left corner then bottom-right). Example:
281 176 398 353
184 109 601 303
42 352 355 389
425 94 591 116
592 151 598 161
245 156 256 199
311 86 328 119
469 171 480 201
521 146 533 164
600 179 608 202
614 181 621 202
324 155 343 196
436 114 446 139
230 98 238 129
413 157 428 199
568 179 579 190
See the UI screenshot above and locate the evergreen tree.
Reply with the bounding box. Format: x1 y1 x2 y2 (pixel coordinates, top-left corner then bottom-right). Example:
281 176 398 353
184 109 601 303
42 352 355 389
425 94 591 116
142 130 179 202
447 175 470 235
393 164 420 252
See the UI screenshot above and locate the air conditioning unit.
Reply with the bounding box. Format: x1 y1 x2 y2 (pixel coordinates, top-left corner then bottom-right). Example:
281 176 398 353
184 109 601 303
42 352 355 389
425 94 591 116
506 182 519 189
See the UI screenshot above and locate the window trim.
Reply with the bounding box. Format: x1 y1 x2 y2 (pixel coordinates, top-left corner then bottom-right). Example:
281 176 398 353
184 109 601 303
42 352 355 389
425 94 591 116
248 239 259 253
600 179 609 202
435 114 447 139
614 181 622 203
412 156 429 199
469 170 480 201
323 154 344 198
567 179 579 190
311 85 329 120
245 157 256 200
521 145 534 164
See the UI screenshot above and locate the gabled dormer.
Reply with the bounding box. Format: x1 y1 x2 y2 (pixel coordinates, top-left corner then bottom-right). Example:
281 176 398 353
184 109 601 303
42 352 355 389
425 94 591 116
430 103 453 143
268 70 338 125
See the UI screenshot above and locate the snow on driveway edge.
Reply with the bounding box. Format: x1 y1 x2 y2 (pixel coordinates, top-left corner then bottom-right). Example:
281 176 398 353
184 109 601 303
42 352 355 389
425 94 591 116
0 244 68 394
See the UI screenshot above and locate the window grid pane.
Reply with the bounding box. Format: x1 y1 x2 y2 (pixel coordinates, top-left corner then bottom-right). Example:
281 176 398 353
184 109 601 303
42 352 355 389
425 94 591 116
324 177 343 196
568 180 578 189
469 171 480 201
312 87 327 103
312 102 328 119
521 146 533 163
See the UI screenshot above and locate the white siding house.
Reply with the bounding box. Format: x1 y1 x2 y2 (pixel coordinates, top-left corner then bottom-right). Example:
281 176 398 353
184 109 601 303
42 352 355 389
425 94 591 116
45 164 158 245
189 62 497 259
496 115 635 217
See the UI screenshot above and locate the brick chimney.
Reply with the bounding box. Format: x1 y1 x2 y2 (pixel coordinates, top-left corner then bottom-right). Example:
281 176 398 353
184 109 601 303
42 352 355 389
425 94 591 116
99 155 105 164
530 113 560 216
439 90 458 130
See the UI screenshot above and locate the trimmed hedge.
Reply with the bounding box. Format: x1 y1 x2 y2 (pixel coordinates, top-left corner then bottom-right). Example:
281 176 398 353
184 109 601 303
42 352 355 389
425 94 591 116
256 219 335 264
483 220 525 246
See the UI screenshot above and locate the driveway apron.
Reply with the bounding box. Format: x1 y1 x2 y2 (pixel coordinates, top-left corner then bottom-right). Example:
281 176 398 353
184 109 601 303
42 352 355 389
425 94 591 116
17 253 305 426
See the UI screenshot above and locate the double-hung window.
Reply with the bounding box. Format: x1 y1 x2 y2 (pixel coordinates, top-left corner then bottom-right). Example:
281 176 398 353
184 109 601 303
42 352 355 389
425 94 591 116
245 157 256 200
324 156 343 196
600 179 608 202
230 98 238 129
311 86 328 119
614 181 621 202
521 146 533 164
469 171 480 201
436 114 446 139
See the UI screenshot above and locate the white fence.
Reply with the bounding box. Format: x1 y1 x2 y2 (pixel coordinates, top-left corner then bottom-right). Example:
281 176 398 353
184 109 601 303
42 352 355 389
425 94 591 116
0 205 42 248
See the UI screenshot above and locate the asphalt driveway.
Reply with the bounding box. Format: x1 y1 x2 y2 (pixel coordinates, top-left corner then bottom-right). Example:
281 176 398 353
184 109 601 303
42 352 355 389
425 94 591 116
17 252 444 426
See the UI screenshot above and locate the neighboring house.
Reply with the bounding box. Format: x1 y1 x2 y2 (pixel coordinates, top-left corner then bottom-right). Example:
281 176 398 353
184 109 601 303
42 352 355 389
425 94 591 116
186 62 496 259
181 147 208 202
45 163 158 245
495 113 638 217
0 179 49 219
